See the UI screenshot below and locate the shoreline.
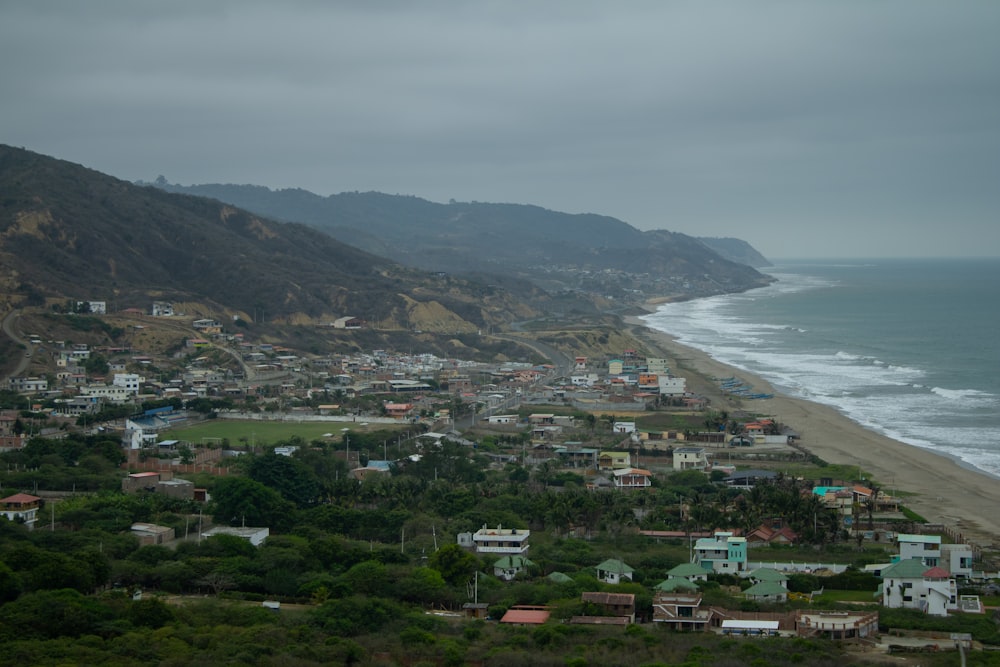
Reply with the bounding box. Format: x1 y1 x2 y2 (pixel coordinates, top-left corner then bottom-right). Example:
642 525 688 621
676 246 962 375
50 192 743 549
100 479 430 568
625 309 1000 551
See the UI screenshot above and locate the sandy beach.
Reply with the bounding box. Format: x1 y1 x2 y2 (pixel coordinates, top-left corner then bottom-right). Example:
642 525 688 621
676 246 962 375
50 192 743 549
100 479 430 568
625 315 1000 552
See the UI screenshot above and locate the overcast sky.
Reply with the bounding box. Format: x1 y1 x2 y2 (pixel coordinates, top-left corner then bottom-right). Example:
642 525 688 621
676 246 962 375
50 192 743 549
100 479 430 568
3 1 999 259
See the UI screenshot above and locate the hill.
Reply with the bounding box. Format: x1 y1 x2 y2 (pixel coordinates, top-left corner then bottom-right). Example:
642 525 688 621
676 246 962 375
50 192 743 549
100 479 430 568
697 237 772 268
0 145 558 332
153 182 774 297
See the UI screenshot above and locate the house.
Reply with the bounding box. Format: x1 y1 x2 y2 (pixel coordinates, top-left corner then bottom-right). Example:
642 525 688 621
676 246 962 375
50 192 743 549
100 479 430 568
472 524 530 556
895 533 941 567
487 414 518 425
652 591 712 630
747 568 789 588
0 493 42 529
151 301 174 317
579 591 636 623
746 524 798 547
879 558 957 616
122 471 162 493
7 377 48 394
654 577 699 594
131 522 175 545
493 555 534 581
598 451 631 471
658 376 688 396
383 402 414 418
332 316 364 329
673 447 709 471
941 543 975 578
694 531 747 574
813 486 855 517
192 319 222 333
666 562 710 583
795 611 879 640
595 558 634 584
500 605 550 625
743 582 788 603
606 466 649 491
554 446 599 468
611 421 636 435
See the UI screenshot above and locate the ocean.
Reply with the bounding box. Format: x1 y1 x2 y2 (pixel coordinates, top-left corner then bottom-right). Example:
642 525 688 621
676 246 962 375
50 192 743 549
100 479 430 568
641 257 1000 479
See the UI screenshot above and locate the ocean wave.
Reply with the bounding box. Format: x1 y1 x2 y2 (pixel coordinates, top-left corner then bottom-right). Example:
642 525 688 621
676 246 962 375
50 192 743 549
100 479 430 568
930 386 996 401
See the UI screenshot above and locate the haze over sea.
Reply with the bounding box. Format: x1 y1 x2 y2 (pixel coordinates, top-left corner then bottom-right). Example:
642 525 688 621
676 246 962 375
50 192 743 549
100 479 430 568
642 258 1000 480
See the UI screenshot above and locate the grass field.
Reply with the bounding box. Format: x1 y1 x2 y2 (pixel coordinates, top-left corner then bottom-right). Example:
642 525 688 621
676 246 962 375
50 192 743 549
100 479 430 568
166 420 406 447
812 589 879 604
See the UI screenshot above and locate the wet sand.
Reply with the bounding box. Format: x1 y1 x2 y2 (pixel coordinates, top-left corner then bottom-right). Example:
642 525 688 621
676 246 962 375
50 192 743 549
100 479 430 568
625 315 1000 551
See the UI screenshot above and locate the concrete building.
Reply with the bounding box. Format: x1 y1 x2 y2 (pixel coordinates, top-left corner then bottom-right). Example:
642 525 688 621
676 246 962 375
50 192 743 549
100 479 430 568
694 531 747 574
0 493 42 529
673 447 709 471
880 559 957 616
471 524 530 556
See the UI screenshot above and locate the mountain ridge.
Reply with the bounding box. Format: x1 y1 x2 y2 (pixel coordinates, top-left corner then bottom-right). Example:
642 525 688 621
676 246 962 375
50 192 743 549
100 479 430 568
152 182 774 295
0 145 555 332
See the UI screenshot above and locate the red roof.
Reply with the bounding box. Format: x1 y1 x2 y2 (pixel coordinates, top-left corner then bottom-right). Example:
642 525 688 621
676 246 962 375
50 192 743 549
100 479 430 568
1 493 41 504
500 608 551 625
922 566 950 579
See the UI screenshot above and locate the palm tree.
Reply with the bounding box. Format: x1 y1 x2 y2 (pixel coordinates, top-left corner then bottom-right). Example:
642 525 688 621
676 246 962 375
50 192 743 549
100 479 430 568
864 486 881 530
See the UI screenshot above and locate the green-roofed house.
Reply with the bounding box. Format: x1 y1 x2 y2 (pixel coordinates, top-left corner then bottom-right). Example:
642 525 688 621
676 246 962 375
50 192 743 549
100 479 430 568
494 555 535 582
654 576 699 593
596 558 634 585
748 567 789 589
742 580 788 603
880 558 957 616
548 571 574 584
667 562 710 582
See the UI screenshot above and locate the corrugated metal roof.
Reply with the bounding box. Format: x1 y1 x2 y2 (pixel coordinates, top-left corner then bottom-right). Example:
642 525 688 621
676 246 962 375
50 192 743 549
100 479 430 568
500 609 550 624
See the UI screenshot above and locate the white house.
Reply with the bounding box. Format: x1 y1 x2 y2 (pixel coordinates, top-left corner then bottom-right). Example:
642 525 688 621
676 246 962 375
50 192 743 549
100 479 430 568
941 543 975 578
493 555 534 581
113 373 143 396
673 447 709 471
80 383 134 404
896 534 941 567
152 302 174 317
0 493 42 529
472 524 530 556
487 414 518 425
612 467 652 490
880 558 957 616
596 559 634 585
658 376 687 396
570 373 599 387
7 377 48 393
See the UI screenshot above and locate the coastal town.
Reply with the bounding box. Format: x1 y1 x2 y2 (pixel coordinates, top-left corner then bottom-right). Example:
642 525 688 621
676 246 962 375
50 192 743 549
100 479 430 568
2 304 998 663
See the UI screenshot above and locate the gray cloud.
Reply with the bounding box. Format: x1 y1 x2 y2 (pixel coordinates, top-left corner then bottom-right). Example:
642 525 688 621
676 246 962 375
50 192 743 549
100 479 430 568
2 0 998 258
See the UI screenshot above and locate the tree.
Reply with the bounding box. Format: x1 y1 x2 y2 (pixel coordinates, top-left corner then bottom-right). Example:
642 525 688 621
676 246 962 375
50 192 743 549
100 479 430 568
210 477 296 531
247 450 320 507
428 544 480 587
